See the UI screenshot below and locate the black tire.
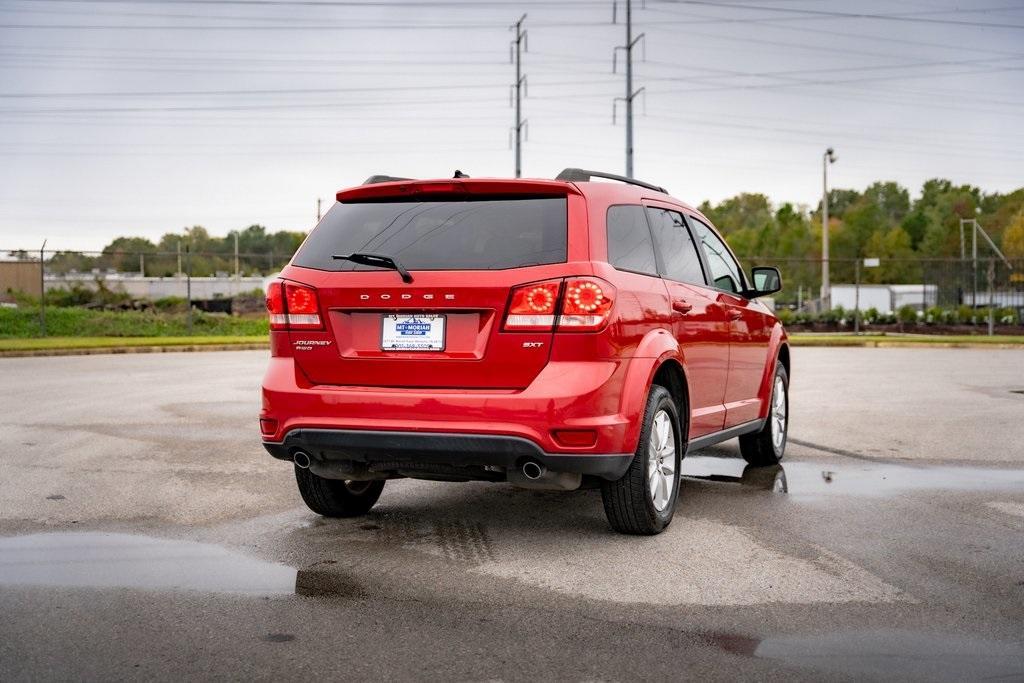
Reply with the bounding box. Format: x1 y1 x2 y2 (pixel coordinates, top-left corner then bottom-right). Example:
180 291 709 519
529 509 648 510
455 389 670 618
740 464 788 492
601 385 683 535
294 466 385 518
739 362 788 467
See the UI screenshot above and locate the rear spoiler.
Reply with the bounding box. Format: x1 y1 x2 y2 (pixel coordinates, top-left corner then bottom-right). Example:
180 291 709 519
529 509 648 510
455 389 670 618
337 178 582 202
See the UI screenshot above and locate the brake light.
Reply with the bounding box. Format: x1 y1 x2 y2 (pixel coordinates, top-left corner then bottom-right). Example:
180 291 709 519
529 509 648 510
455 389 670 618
504 277 614 332
266 280 286 330
266 280 323 331
559 277 614 331
504 280 561 331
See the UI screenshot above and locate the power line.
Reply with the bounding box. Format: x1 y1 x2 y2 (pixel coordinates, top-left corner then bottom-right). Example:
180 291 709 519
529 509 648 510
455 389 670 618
0 78 619 99
652 0 1024 30
8 0 607 6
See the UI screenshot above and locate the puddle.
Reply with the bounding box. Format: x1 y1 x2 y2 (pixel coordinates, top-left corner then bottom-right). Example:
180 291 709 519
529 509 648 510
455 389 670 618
682 456 1024 498
0 532 296 595
751 630 1024 682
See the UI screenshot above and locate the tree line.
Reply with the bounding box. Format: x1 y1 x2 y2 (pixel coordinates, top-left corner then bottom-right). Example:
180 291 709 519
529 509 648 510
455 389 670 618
701 178 1024 288
16 225 306 278
11 178 1024 284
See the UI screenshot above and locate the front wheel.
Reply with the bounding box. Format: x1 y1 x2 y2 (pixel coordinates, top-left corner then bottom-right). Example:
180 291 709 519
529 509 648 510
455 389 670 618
601 385 682 535
739 362 788 466
294 466 385 518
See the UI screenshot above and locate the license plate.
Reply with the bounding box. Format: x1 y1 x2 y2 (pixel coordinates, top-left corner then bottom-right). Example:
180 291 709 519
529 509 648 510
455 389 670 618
381 314 446 351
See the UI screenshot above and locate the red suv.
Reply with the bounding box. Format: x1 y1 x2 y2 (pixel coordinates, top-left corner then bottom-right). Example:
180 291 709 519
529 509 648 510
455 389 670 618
261 169 789 535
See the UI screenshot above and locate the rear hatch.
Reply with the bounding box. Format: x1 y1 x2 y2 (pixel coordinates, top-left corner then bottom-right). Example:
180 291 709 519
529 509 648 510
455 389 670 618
282 179 579 389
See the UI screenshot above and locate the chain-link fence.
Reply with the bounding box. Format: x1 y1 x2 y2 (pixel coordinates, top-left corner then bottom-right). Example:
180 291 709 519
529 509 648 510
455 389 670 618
743 256 1024 312
2 247 293 304
3 248 1022 335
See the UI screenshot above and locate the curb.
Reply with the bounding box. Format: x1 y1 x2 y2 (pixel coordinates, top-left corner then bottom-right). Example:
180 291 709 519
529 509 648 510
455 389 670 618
0 342 269 358
790 340 1024 349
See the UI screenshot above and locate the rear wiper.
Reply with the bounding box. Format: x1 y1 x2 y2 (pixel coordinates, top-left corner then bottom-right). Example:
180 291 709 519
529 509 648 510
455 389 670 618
332 252 413 283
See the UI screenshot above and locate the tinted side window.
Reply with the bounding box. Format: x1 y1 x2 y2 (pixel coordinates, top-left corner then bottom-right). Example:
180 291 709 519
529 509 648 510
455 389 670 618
293 198 567 271
691 217 745 293
645 208 706 285
606 205 658 276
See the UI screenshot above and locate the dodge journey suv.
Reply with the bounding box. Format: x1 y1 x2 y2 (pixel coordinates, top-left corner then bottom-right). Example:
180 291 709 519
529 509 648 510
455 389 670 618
261 168 789 535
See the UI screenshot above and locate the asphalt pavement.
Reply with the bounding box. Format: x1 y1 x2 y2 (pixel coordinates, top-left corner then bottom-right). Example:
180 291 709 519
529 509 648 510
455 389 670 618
1 348 1023 681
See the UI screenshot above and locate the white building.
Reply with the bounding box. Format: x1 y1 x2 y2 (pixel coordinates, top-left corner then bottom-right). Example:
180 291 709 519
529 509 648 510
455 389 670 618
831 284 937 313
45 273 267 299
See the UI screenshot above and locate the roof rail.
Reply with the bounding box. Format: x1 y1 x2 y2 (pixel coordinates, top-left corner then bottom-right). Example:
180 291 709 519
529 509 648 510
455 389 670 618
554 168 667 194
362 174 414 185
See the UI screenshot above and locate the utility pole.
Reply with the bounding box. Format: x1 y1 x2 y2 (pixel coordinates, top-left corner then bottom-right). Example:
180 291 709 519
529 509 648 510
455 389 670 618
317 198 323 222
613 0 644 178
510 14 527 178
233 232 240 281
176 240 182 278
39 239 46 337
821 147 837 309
186 243 193 336
853 258 861 335
987 259 995 336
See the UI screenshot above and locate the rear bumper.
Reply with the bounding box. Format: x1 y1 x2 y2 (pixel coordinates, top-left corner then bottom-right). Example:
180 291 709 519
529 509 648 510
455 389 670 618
260 356 643 477
263 428 632 480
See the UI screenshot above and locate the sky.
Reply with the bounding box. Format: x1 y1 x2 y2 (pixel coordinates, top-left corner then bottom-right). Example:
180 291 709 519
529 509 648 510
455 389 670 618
0 0 1022 252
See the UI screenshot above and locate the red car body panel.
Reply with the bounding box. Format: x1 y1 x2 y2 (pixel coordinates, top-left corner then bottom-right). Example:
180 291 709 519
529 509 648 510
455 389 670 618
261 177 788 472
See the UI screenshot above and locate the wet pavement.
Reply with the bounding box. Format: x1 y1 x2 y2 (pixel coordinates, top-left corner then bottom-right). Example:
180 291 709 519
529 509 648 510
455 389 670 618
1 348 1023 681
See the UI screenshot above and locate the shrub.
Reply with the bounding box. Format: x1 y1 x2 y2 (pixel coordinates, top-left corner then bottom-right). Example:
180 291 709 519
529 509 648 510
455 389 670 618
997 307 1020 325
152 296 188 312
46 284 96 307
897 305 918 325
0 306 268 338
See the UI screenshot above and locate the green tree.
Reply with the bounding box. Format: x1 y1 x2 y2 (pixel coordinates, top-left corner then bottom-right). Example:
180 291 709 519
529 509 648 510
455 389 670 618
817 188 861 219
1003 211 1024 259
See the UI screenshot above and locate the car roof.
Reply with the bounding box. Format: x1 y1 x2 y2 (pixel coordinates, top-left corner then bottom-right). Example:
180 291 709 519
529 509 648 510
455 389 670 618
335 175 705 221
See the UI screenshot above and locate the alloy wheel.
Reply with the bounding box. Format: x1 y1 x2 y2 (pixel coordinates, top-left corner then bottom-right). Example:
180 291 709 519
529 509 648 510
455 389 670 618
647 409 677 512
770 375 787 451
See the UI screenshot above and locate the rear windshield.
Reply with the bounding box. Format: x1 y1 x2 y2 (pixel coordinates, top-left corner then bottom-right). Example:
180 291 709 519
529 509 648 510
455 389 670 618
292 197 568 271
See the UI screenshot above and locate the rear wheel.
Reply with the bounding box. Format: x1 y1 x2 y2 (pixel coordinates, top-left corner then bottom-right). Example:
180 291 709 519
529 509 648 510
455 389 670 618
601 385 682 535
294 466 385 517
739 362 788 466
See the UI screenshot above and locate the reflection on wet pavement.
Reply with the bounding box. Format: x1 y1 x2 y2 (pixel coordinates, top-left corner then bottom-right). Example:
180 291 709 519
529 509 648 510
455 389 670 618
753 630 1024 682
684 461 788 492
683 456 1024 497
0 532 296 595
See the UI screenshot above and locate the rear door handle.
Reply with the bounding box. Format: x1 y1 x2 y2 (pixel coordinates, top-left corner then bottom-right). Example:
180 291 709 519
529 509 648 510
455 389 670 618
727 309 742 321
672 299 693 315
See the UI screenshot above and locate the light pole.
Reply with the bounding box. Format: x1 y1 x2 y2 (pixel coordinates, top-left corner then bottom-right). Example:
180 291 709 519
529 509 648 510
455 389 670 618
821 147 837 309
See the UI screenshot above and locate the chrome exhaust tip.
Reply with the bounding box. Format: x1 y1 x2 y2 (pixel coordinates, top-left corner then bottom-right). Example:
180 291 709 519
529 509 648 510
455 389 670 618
521 461 545 480
293 451 311 469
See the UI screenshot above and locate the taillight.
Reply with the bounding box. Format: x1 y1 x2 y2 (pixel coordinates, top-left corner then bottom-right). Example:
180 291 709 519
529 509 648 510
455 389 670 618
266 280 323 331
266 280 286 330
559 277 614 331
504 280 562 331
503 277 614 333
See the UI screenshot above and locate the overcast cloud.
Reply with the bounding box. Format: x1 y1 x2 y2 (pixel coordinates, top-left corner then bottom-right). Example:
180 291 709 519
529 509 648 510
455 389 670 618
1 0 1022 251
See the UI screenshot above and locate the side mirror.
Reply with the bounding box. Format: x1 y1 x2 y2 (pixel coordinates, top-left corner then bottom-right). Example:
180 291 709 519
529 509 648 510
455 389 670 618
749 266 782 297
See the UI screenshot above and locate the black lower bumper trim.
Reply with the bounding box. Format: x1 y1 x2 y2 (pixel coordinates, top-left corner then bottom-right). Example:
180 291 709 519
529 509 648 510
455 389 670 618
263 428 632 480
